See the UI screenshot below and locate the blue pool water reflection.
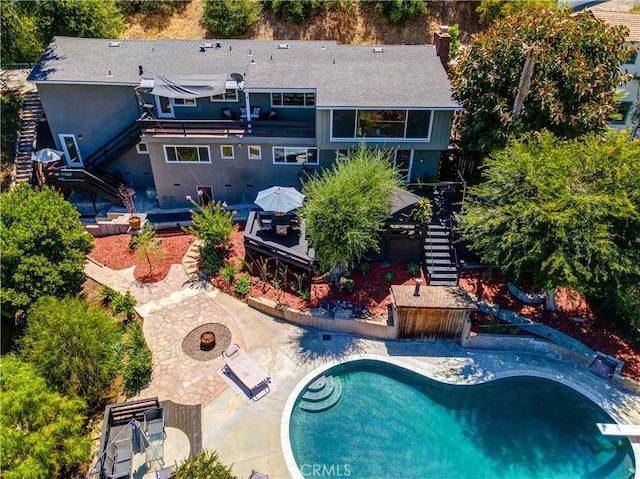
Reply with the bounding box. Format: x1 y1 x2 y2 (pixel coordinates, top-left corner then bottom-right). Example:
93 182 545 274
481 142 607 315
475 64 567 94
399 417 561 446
289 360 634 479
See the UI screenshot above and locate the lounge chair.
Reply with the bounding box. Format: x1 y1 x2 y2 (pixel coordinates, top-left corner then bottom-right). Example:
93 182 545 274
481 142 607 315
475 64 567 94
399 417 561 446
103 441 132 479
144 407 165 438
223 344 271 397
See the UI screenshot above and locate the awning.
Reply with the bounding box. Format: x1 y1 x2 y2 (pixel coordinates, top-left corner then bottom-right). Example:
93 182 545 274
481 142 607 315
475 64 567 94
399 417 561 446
151 74 227 99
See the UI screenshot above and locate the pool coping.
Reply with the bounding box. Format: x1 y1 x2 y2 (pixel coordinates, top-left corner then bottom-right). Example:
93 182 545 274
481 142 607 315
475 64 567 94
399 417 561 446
280 353 639 479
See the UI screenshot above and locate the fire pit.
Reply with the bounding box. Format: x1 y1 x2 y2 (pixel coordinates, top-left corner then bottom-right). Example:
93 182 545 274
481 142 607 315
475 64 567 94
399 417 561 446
200 331 216 351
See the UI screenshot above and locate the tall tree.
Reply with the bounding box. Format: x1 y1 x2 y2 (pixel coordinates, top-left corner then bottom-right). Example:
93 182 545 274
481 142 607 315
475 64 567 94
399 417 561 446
0 355 91 479
450 7 631 152
300 145 402 286
202 0 262 37
457 131 640 312
0 184 94 319
0 1 41 64
476 0 557 25
19 296 121 405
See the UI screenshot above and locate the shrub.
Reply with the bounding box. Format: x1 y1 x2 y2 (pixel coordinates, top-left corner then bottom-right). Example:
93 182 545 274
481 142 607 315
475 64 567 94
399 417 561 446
375 0 427 25
201 247 225 276
406 262 420 275
20 296 120 405
111 291 137 320
384 271 394 283
412 198 433 225
100 284 118 304
342 279 356 293
234 273 251 296
218 262 239 289
202 0 262 37
298 289 311 301
122 322 152 396
1 94 22 169
175 450 236 479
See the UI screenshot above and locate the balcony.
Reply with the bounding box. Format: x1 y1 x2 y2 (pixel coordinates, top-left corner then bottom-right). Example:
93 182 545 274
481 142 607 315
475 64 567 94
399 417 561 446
139 116 315 139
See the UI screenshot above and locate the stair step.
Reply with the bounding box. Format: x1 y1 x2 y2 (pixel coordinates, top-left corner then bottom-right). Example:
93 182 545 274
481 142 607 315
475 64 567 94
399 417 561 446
430 273 458 280
430 266 458 273
302 376 337 402
424 251 453 258
429 280 458 286
299 376 342 412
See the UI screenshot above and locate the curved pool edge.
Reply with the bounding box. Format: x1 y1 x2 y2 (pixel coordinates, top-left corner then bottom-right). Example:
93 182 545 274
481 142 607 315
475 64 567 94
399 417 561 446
280 354 639 479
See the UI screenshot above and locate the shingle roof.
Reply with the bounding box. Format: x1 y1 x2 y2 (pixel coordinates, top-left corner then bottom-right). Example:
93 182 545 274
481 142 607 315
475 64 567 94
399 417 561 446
590 10 640 42
28 37 459 109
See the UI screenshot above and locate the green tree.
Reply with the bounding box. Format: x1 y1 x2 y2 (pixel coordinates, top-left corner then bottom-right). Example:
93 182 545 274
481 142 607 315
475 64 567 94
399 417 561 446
375 0 427 25
0 355 91 479
202 0 262 37
129 223 165 275
476 0 557 25
271 0 313 24
300 145 402 286
174 450 236 479
457 131 640 312
0 184 94 319
450 7 630 152
447 24 461 61
0 1 41 64
19 296 121 405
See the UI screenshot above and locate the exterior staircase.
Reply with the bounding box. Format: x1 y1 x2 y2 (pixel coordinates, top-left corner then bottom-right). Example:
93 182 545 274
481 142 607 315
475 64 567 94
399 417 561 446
13 91 43 184
424 223 459 286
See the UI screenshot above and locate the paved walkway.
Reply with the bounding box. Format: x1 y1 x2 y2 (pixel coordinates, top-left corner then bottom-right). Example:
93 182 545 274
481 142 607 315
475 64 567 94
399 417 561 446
85 259 640 479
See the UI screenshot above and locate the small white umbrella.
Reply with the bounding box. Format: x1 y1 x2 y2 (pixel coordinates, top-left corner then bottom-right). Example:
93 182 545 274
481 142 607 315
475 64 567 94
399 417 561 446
32 148 64 163
254 186 305 213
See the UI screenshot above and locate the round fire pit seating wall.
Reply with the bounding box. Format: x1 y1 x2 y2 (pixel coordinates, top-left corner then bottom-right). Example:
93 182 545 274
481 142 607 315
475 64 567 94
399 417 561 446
182 323 231 361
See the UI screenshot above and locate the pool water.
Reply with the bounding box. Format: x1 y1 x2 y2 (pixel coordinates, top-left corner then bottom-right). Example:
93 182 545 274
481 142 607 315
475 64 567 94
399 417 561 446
289 360 634 479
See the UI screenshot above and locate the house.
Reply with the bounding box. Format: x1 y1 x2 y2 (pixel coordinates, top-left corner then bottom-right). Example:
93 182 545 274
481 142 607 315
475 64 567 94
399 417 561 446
590 10 640 136
28 37 460 209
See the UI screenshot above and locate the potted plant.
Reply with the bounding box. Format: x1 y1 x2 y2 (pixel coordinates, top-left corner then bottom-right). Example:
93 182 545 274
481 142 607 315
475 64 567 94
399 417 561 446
118 184 141 229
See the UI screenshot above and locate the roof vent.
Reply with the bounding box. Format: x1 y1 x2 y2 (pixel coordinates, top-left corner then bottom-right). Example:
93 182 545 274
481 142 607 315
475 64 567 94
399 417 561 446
108 42 121 47
277 43 290 50
215 42 222 48
202 42 214 48
373 47 384 53
138 65 144 75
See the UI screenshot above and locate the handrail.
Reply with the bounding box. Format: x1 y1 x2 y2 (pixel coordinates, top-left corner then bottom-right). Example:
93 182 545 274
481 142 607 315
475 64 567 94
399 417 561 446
84 120 141 169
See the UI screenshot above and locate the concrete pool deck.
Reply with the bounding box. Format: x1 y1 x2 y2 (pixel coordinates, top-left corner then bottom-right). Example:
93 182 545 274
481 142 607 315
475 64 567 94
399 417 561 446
85 260 640 479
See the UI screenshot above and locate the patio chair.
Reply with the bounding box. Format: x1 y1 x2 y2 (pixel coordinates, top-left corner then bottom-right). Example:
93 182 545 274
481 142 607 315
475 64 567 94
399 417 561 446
257 212 273 230
223 344 271 397
221 107 234 120
144 407 165 438
103 443 132 479
251 106 261 119
268 109 278 120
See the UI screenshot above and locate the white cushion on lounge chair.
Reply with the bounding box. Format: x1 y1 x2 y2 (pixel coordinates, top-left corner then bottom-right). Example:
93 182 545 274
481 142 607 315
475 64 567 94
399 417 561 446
223 344 270 394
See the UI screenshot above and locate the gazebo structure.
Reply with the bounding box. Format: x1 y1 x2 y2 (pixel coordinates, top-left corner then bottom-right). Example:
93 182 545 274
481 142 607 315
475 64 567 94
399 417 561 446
390 284 475 341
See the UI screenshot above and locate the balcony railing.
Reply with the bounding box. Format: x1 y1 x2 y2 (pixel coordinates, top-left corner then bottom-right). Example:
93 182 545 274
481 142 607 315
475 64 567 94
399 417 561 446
138 117 315 139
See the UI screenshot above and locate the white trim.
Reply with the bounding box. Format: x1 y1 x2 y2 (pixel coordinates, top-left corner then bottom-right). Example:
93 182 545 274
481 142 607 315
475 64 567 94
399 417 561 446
163 145 211 163
59 134 83 167
272 146 318 165
318 105 462 111
210 88 239 102
248 145 262 160
136 142 149 154
155 96 174 118
220 145 235 160
270 91 316 109
393 149 414 183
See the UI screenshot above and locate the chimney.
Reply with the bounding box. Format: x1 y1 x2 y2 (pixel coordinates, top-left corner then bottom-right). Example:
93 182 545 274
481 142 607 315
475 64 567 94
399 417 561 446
434 26 451 71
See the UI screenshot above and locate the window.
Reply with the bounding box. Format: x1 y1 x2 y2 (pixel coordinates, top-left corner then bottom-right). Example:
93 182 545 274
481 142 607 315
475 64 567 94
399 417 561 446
608 102 633 124
164 145 210 163
273 147 318 165
211 89 239 101
172 98 197 106
59 134 83 167
392 150 413 183
624 45 638 65
221 145 235 159
136 142 149 154
248 145 262 160
335 149 349 160
331 109 432 140
271 92 315 107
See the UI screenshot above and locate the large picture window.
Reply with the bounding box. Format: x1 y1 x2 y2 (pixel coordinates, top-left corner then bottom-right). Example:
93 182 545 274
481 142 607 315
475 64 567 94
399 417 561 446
164 145 211 163
271 92 315 107
273 147 318 165
331 109 432 140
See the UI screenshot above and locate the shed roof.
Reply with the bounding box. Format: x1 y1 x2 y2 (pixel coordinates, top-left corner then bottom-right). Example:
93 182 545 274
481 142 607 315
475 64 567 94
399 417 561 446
391 285 476 310
28 37 460 109
590 10 640 42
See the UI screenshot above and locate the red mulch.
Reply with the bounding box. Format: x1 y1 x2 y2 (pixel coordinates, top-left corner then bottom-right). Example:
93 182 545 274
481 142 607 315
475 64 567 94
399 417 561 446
90 228 640 381
89 229 196 283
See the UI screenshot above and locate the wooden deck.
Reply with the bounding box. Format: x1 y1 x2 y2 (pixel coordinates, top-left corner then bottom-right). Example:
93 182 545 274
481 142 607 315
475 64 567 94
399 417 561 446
160 400 202 458
244 210 316 273
139 118 315 139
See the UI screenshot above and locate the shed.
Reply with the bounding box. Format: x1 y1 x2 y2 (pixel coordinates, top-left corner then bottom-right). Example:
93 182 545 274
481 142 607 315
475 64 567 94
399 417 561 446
391 285 475 341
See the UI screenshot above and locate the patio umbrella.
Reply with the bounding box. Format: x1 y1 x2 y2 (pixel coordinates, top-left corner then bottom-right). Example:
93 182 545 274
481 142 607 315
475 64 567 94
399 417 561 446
32 148 64 163
254 186 304 213
131 420 149 454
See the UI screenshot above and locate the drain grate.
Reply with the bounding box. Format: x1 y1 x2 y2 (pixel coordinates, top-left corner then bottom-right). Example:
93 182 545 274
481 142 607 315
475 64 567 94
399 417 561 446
322 334 331 341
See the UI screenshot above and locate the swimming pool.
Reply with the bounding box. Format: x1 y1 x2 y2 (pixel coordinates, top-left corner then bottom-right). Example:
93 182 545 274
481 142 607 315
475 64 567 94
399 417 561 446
284 358 634 479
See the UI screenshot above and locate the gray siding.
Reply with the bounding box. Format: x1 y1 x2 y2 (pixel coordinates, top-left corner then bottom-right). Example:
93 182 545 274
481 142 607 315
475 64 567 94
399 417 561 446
108 145 154 189
36 83 140 158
